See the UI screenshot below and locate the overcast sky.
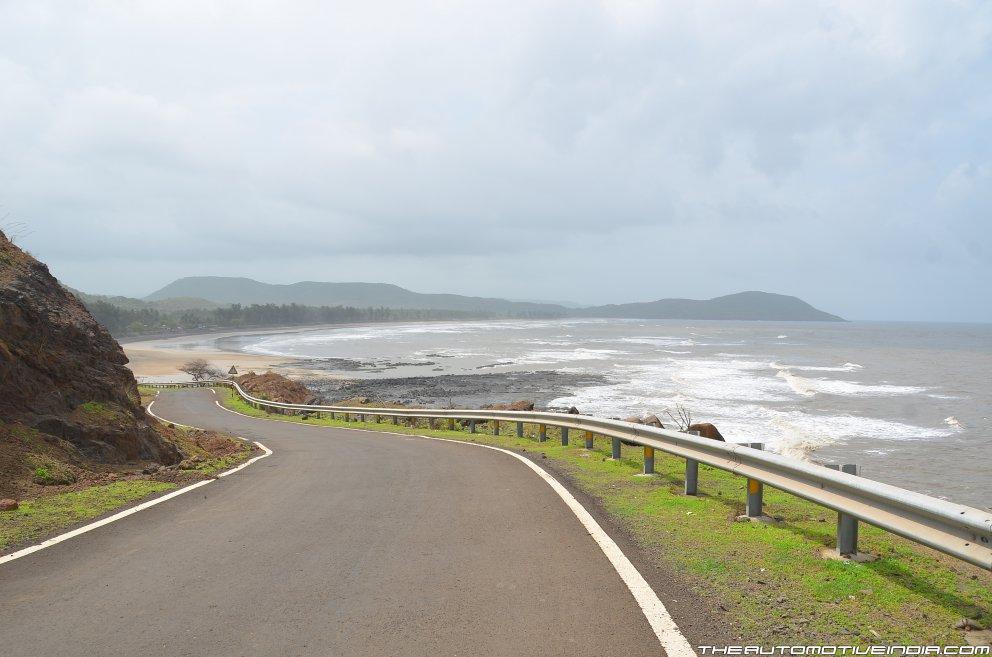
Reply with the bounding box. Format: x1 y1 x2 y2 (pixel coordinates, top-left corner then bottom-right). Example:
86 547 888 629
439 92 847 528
2 2 990 321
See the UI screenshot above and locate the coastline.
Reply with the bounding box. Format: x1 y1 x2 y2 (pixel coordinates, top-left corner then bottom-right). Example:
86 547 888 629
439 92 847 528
122 327 312 380
120 319 493 380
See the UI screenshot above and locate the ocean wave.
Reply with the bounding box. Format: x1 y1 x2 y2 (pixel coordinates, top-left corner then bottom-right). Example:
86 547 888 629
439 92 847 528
944 416 963 429
770 361 863 373
517 348 628 365
548 382 953 459
616 336 696 347
670 358 793 403
775 370 925 397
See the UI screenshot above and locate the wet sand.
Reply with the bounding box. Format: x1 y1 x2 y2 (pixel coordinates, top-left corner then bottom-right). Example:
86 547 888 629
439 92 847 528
122 331 308 381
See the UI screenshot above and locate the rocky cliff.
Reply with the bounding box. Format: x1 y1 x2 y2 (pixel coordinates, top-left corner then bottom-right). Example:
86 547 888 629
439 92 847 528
0 230 179 463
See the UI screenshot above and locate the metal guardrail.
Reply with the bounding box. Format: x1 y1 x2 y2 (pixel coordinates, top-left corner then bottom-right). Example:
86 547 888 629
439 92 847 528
144 379 992 570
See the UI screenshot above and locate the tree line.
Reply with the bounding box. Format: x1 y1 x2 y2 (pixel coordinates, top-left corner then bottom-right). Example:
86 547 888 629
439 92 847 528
83 300 550 337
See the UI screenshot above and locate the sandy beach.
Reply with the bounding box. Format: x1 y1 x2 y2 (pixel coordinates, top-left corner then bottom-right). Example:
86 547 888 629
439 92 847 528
122 330 305 381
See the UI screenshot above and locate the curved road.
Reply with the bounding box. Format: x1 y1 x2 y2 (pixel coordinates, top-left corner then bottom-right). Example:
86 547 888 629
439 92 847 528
1 389 676 656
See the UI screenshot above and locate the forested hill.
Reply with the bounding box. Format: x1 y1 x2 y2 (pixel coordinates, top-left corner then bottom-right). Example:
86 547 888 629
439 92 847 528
575 291 844 322
146 276 565 315
81 278 843 336
77 298 501 337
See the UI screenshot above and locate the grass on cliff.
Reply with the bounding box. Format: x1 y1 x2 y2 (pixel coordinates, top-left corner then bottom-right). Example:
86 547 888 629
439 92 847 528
215 386 991 646
0 481 176 552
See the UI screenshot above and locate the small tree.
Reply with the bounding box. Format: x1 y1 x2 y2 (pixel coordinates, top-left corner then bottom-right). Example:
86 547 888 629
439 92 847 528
665 404 693 431
179 358 222 381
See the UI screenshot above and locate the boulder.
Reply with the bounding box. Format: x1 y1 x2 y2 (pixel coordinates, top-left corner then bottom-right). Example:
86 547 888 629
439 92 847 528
623 416 643 424
687 422 725 441
566 406 581 415
234 372 318 405
642 415 664 428
0 499 18 511
956 618 985 631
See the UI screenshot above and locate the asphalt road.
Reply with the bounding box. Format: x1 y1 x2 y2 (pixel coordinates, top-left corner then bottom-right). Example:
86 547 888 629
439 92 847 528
0 389 670 656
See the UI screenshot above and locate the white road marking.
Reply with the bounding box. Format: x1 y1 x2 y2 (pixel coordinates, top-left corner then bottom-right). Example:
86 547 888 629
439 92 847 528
0 403 272 566
213 394 696 656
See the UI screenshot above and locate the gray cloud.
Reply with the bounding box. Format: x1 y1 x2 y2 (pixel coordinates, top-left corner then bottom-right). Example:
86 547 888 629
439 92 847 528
1 1 990 320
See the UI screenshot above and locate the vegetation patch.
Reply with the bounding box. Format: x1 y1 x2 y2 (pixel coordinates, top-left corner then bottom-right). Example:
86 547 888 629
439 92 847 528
70 400 124 424
0 480 175 552
27 455 77 486
214 386 992 645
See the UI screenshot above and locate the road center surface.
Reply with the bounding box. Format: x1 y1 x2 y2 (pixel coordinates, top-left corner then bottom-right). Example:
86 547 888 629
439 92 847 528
0 389 666 656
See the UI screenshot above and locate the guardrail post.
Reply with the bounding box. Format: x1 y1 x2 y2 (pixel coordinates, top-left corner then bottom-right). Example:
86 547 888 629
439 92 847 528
469 419 476 434
516 421 524 437
448 418 455 431
643 446 654 474
493 420 500 436
538 424 547 442
746 443 764 517
837 464 859 555
584 431 593 449
685 431 700 495
392 415 398 425
561 427 569 445
611 437 621 460
359 413 365 423
329 411 335 420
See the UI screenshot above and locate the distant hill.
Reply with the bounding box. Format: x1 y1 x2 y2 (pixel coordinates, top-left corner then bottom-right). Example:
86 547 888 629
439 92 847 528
140 277 843 322
70 288 221 312
145 277 565 316
576 291 844 322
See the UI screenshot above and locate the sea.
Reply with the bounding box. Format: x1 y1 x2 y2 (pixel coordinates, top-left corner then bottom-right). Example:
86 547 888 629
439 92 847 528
219 319 990 509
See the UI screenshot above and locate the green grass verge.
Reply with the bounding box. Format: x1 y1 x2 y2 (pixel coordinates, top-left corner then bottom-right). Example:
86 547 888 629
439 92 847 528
215 386 991 644
138 384 159 406
0 480 176 552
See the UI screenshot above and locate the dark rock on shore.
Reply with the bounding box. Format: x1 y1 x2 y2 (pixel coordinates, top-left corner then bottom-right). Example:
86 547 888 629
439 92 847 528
688 422 725 441
642 415 664 428
235 371 317 405
483 400 535 411
308 371 610 410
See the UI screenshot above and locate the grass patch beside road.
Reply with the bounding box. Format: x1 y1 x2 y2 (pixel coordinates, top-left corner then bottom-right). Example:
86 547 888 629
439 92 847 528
0 480 176 553
214 387 991 645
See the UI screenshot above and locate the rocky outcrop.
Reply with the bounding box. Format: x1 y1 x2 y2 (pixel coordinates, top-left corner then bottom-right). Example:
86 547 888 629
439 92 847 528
483 400 535 411
688 422 725 441
642 415 664 428
0 230 179 464
235 371 317 405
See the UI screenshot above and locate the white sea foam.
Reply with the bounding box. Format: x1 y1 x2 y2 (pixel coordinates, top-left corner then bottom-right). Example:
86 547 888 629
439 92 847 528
517 348 628 365
770 361 863 373
550 380 952 459
944 416 963 429
775 370 926 397
616 336 696 347
670 358 793 403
